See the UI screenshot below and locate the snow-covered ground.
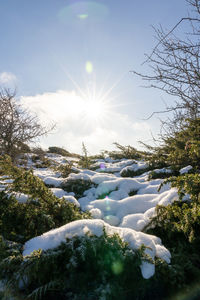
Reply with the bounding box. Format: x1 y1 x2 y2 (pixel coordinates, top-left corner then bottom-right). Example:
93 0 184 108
1 153 192 279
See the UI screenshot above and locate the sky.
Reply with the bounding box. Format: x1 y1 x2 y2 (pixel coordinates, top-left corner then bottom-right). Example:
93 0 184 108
0 0 191 154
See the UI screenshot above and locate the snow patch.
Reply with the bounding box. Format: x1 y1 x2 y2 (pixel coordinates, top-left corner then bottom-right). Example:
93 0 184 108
23 219 170 279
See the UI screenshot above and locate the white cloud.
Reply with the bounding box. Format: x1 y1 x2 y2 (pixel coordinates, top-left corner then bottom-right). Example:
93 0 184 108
20 90 152 154
0 72 17 84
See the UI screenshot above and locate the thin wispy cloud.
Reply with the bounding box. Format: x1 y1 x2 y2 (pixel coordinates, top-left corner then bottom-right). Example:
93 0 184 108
0 72 17 84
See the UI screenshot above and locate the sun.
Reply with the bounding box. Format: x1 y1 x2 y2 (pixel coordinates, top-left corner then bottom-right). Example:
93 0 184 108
82 96 108 122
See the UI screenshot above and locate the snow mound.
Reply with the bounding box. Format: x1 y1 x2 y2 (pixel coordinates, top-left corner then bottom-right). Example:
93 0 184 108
120 161 148 175
50 188 68 198
23 219 171 279
44 177 63 187
179 165 193 174
62 195 80 207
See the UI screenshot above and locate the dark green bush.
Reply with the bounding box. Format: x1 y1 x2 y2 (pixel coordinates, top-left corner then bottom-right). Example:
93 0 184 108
121 167 150 178
147 169 178 180
160 173 200 202
48 146 70 157
48 146 80 159
105 142 147 160
1 231 165 300
55 161 79 178
61 178 95 198
143 118 200 171
0 156 90 243
145 201 200 294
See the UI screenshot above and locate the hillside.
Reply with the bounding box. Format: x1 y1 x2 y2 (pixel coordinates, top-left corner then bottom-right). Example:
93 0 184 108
0 145 200 300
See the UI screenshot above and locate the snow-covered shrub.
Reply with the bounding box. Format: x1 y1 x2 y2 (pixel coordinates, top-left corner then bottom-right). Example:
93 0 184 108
0 156 90 243
149 173 200 242
0 189 90 243
61 178 94 198
120 167 149 178
78 143 93 169
0 231 170 300
144 118 200 171
34 158 52 169
147 169 176 181
106 143 145 160
160 173 200 203
55 161 79 178
48 146 71 157
144 200 200 294
144 173 200 295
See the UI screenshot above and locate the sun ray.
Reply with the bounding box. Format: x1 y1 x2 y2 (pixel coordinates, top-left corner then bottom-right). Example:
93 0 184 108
52 56 131 127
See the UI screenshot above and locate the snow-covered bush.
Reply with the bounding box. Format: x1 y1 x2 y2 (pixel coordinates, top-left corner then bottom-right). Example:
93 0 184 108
0 156 90 243
0 230 171 300
143 173 200 295
160 173 200 203
48 146 71 157
55 161 79 178
61 178 94 198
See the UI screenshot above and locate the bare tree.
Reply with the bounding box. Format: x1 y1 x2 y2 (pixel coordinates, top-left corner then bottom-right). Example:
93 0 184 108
0 88 53 160
132 0 200 131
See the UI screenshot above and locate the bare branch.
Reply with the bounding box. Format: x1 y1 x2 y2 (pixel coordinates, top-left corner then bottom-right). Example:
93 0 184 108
0 88 55 160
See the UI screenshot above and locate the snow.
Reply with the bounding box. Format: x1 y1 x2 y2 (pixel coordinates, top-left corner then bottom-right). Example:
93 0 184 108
33 168 61 180
23 219 171 279
7 154 182 281
80 187 178 231
103 215 120 226
44 177 63 187
120 161 148 176
46 153 79 164
91 173 116 185
50 188 68 198
95 159 135 173
90 208 103 219
66 172 91 181
179 165 193 174
62 195 80 207
95 178 145 198
10 192 29 203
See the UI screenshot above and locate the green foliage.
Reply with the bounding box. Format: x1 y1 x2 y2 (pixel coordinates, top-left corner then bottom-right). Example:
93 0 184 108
147 169 178 180
55 161 79 178
0 236 22 262
35 158 52 169
146 201 200 242
31 154 52 169
144 118 200 170
98 192 111 199
120 167 150 178
160 173 200 202
106 143 146 160
0 155 90 243
144 200 200 294
142 167 200 296
1 231 158 300
150 173 200 243
128 190 137 196
78 142 93 169
48 146 71 157
61 178 94 198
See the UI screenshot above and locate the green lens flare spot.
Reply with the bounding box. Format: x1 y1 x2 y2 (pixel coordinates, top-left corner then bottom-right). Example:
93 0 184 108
85 61 93 73
112 261 124 275
77 14 88 19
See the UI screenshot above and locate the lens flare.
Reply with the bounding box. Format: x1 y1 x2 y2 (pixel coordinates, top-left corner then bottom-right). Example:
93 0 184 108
112 261 124 275
58 1 109 24
85 61 93 74
77 14 88 20
100 163 106 170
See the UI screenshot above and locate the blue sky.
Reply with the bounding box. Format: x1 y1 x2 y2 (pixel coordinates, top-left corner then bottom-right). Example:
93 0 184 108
0 0 190 154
